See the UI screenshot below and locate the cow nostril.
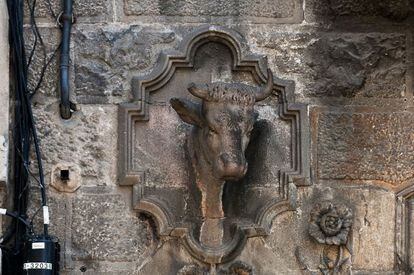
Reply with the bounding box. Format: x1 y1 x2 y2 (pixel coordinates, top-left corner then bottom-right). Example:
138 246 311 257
219 154 229 163
218 154 232 168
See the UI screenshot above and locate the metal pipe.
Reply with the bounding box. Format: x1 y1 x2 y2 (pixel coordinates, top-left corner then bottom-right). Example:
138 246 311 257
59 0 74 119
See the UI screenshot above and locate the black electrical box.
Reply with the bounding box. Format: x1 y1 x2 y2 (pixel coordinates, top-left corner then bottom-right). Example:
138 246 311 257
22 236 60 275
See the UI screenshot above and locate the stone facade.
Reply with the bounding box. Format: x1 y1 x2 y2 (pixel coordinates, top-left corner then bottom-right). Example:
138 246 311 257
2 0 412 273
0 2 9 271
0 0 9 186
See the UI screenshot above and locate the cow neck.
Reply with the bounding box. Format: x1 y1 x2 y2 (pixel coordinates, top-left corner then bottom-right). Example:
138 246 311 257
189 126 226 242
188 127 225 189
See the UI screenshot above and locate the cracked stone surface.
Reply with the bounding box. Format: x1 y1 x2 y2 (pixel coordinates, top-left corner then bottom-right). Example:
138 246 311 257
74 25 177 103
72 192 151 262
24 0 112 22
317 112 414 184
33 104 118 187
305 0 413 22
252 31 406 98
124 0 298 18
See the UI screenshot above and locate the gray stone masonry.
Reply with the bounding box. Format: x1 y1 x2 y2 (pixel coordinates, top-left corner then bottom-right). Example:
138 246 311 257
10 0 414 273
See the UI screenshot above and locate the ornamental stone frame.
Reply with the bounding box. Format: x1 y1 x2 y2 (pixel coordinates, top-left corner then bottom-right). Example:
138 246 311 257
118 26 310 266
395 182 414 273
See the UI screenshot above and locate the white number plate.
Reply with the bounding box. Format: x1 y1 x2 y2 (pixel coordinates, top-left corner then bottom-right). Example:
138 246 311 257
23 262 52 270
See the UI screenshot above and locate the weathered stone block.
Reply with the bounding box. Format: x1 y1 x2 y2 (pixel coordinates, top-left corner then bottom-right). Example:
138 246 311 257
317 112 414 184
304 0 336 23
252 31 406 98
74 25 176 103
333 186 395 271
330 0 411 20
33 105 118 186
69 261 137 274
24 0 112 22
305 0 412 22
27 190 68 244
24 27 61 99
71 193 150 261
253 186 395 273
124 0 300 19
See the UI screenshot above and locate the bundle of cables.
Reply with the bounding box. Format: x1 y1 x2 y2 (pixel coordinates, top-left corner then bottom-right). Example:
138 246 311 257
3 0 60 274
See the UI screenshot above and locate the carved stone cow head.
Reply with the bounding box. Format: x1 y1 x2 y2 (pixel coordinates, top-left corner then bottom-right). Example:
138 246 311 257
171 70 273 181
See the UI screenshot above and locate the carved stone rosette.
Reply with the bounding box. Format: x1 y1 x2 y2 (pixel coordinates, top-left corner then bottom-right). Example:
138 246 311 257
309 201 353 246
297 201 353 274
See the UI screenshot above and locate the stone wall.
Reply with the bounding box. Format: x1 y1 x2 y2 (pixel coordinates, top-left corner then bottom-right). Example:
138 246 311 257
0 0 9 186
0 0 8 271
16 0 414 274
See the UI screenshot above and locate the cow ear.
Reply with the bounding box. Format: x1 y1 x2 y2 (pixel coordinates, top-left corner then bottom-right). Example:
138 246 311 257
170 98 204 127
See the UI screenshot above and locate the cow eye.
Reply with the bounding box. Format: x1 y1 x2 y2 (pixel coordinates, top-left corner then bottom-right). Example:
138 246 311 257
208 127 217 135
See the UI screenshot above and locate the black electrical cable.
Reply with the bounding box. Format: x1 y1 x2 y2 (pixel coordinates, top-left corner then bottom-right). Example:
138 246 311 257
45 0 58 20
8 0 49 234
3 0 55 273
26 0 62 99
7 0 31 261
26 0 43 70
11 0 45 219
1 209 33 230
30 43 62 99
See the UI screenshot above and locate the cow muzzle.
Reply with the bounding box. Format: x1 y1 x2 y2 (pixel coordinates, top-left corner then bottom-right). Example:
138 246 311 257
216 153 248 181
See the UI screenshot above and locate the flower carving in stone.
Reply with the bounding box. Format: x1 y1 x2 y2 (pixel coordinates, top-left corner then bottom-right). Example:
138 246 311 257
309 201 353 246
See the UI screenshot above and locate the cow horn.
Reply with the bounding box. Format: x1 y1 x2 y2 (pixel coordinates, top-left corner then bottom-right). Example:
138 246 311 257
255 69 273 102
188 82 208 99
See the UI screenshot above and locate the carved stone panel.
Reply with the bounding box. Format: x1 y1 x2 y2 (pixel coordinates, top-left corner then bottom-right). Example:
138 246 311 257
118 26 309 267
123 0 303 24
